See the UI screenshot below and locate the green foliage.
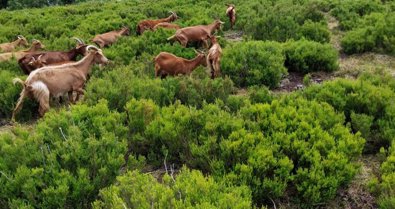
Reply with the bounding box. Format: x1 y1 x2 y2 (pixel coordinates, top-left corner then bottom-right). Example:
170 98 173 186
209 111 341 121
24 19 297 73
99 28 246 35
284 40 339 74
0 101 145 208
84 67 235 111
120 98 364 205
330 0 385 30
221 41 287 88
93 167 252 209
341 12 395 55
0 70 37 121
297 20 331 43
238 0 325 41
300 76 395 152
369 143 395 208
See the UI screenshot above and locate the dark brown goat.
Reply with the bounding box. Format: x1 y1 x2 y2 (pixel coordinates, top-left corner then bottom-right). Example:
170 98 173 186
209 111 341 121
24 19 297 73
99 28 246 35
18 38 87 75
226 4 236 29
154 50 206 78
167 20 224 48
92 26 130 48
136 11 179 35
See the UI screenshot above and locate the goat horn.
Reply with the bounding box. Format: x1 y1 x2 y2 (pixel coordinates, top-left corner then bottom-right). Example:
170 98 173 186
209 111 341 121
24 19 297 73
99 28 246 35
17 35 24 39
38 54 43 60
86 45 100 51
72 37 83 44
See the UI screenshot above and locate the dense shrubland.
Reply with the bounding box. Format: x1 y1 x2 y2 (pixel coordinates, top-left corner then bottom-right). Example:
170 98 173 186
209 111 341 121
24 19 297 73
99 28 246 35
321 0 395 55
0 0 394 208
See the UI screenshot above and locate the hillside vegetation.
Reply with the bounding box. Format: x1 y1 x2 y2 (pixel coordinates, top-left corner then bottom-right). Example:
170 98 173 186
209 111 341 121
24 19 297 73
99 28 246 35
0 0 394 208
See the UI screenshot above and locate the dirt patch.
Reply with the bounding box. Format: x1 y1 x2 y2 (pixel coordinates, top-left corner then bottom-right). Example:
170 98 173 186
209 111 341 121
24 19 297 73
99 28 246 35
224 30 243 42
274 71 333 93
336 53 395 78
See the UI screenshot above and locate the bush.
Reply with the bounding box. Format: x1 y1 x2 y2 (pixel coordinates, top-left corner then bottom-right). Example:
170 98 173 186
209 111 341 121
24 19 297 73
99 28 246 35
121 98 364 205
330 0 385 30
369 143 395 208
84 67 235 111
93 167 253 209
0 101 144 208
284 40 339 74
297 20 330 43
300 77 395 152
0 71 37 121
239 0 325 41
341 12 395 55
221 41 287 88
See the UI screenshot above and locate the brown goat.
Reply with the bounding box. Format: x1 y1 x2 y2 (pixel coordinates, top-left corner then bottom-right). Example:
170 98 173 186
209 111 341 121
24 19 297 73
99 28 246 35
0 35 29 53
12 46 109 121
167 19 224 48
0 40 45 62
19 38 87 74
153 22 181 31
226 4 236 29
92 26 130 48
207 36 222 79
27 55 79 104
137 11 179 35
154 50 206 78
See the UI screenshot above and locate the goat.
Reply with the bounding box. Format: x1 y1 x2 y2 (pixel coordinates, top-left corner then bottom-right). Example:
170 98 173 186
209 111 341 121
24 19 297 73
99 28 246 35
154 50 206 78
18 37 87 74
27 55 78 104
137 11 179 35
0 35 29 53
92 26 130 48
153 22 181 31
11 46 109 121
226 4 236 29
0 40 45 62
167 19 224 48
206 36 222 79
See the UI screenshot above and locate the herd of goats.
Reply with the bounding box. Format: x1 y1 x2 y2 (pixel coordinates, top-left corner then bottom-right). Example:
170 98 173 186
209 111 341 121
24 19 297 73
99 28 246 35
0 4 236 122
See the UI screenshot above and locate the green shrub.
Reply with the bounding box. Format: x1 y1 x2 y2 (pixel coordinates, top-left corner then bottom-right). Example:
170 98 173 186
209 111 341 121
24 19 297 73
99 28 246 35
341 12 395 55
93 167 253 209
0 101 144 208
300 77 395 152
369 143 395 208
0 71 37 121
84 67 235 111
122 98 364 205
330 0 385 30
239 0 325 41
298 20 331 43
221 41 287 88
284 40 339 73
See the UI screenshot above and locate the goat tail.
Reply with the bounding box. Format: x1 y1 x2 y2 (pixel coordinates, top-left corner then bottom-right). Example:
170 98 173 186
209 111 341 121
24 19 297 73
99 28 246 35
206 56 213 75
167 35 176 41
13 78 26 87
11 78 27 122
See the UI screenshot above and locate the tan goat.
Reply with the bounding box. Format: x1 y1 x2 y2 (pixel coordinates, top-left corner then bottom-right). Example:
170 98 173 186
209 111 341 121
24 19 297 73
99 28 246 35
226 4 236 29
154 50 207 78
0 35 29 53
92 26 130 48
12 46 109 121
137 11 179 35
207 36 222 79
153 22 181 31
167 19 224 48
0 40 45 62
